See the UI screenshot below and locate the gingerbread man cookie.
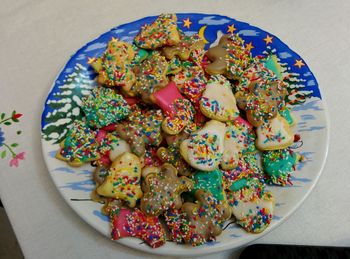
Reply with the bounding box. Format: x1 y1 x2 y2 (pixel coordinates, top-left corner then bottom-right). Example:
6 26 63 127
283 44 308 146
96 152 143 207
140 163 193 216
110 207 166 248
235 79 287 127
181 190 231 246
134 13 180 49
88 38 135 91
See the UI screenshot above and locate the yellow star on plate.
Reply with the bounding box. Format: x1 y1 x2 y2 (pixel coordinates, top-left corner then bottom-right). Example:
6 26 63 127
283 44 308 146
227 24 236 34
245 42 254 52
263 34 273 45
111 37 118 42
183 18 192 29
294 59 305 69
87 57 97 64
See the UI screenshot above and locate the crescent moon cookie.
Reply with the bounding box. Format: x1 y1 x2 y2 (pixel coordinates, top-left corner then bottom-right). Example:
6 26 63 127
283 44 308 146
88 38 135 91
199 75 240 122
81 87 130 129
221 117 257 170
255 114 294 151
181 190 231 246
96 152 143 208
226 177 275 233
262 148 301 186
180 120 226 171
109 207 166 248
56 120 100 167
134 13 180 49
235 75 287 127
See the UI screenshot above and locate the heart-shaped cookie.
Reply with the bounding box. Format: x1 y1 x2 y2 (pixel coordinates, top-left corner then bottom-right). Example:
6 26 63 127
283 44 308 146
199 75 239 122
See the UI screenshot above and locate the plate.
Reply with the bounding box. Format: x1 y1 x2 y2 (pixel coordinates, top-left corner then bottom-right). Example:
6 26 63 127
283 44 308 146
41 13 329 256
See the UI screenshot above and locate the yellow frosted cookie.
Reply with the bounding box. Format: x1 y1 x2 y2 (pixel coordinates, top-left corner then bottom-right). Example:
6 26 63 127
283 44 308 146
96 152 143 207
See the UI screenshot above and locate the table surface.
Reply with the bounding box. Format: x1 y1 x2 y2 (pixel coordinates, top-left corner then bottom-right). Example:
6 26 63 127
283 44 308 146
1 0 350 258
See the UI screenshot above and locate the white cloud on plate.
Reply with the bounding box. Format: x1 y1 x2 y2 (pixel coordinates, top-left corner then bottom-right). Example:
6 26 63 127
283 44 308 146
278 51 292 59
120 36 133 43
75 53 86 61
128 29 139 35
198 16 230 25
84 42 107 52
307 80 316 86
111 28 125 34
184 30 198 36
304 71 312 77
238 29 259 37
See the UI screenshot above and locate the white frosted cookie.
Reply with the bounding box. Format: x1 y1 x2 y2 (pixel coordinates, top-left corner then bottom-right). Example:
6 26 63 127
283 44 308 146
227 177 275 233
255 114 294 151
108 139 131 161
199 75 239 122
96 152 143 207
180 120 226 171
221 117 256 170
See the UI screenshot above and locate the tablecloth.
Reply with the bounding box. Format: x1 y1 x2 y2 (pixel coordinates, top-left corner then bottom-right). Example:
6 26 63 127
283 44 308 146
1 0 350 258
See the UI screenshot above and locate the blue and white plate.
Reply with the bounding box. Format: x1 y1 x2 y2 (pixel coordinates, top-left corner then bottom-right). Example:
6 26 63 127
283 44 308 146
41 13 329 256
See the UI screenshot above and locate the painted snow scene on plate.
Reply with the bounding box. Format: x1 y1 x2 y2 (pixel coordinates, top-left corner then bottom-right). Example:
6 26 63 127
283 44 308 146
41 14 328 256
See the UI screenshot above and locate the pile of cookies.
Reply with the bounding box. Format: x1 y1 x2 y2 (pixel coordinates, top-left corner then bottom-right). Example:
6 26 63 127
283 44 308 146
56 14 302 248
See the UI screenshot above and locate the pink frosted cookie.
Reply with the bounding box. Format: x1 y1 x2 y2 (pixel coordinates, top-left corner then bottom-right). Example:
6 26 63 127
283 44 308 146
110 207 166 248
154 81 197 135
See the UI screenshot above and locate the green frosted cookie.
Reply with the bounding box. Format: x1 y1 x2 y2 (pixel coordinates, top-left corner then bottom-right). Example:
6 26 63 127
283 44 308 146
82 87 130 128
262 148 299 185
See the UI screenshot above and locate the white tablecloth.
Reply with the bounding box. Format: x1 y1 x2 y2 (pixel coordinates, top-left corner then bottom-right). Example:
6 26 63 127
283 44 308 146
1 1 349 258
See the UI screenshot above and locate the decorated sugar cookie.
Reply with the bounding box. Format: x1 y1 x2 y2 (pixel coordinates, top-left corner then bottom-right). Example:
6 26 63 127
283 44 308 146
255 114 294 150
153 81 197 135
96 152 143 207
182 190 231 246
226 177 275 233
110 207 166 248
180 120 226 171
221 117 256 170
133 51 169 103
262 148 300 186
162 32 205 61
88 38 135 91
199 75 239 122
205 34 252 79
235 78 287 127
134 13 180 49
189 168 228 207
81 87 130 128
140 163 193 216
56 120 100 167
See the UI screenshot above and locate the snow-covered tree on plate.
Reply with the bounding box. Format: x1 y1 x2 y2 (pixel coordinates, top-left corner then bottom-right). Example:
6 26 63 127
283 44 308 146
263 46 313 106
42 63 96 144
